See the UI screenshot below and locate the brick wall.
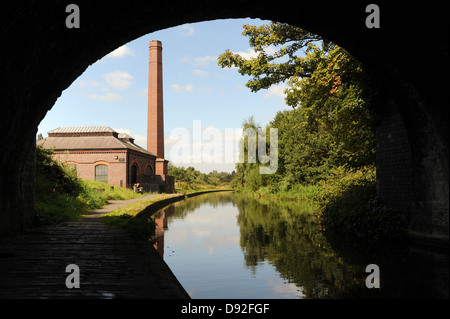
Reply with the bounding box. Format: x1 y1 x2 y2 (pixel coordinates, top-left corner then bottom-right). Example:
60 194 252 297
376 95 449 240
53 150 156 189
376 102 413 212
0 133 36 241
54 150 126 187
128 151 156 187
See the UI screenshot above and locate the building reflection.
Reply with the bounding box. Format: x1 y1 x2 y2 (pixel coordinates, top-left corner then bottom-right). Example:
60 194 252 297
153 205 174 257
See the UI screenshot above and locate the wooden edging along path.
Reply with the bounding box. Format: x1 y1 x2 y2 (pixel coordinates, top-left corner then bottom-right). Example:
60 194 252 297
0 189 231 299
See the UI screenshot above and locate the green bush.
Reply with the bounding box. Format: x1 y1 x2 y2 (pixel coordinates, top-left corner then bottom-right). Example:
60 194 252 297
35 146 89 225
34 146 145 225
168 163 234 187
81 180 143 201
316 166 408 243
34 193 87 225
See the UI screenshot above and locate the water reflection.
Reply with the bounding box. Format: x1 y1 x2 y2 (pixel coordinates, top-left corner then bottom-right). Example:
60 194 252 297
233 194 377 298
153 208 167 257
152 192 448 298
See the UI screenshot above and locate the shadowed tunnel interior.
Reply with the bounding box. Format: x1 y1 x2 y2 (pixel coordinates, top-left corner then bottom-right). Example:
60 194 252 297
0 1 448 243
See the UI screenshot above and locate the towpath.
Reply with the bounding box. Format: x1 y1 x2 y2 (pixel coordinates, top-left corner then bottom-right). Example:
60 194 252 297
0 194 190 299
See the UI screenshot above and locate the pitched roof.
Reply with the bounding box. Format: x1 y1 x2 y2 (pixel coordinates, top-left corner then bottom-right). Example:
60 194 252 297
117 133 133 139
38 126 155 157
48 126 116 134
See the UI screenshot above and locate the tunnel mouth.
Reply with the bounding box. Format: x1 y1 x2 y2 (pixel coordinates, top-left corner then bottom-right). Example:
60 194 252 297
0 3 447 244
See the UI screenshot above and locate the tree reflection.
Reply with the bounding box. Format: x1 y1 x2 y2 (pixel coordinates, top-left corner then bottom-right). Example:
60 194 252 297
232 194 380 298
157 192 448 298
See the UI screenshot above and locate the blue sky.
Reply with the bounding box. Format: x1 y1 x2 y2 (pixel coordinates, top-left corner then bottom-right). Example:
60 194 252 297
37 18 290 173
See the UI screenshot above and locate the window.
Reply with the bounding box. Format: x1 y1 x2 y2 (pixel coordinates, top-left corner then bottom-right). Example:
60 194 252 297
143 165 153 183
130 164 138 184
145 165 153 176
95 164 108 183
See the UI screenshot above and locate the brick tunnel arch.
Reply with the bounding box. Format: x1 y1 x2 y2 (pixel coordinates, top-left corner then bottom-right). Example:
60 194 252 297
0 1 448 243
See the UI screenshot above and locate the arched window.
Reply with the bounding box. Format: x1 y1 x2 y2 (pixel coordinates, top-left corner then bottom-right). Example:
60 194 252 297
131 164 138 184
95 164 108 183
145 165 153 176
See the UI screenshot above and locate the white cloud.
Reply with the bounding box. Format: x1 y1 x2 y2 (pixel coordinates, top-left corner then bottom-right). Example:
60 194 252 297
77 80 101 88
106 45 134 58
264 46 278 56
193 55 216 67
103 70 133 90
171 83 194 93
192 69 209 78
234 46 278 60
234 48 259 60
264 83 287 99
89 93 123 101
179 25 195 36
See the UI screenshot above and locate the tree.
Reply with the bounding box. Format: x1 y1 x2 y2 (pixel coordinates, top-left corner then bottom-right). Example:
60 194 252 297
218 22 376 189
168 163 234 186
218 22 370 108
218 22 326 107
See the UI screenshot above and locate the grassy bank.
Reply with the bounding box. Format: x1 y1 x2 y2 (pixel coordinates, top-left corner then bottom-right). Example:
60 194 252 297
35 146 146 225
82 180 145 201
241 184 321 202
174 181 232 193
102 194 181 219
35 146 231 239
35 178 146 226
100 193 181 241
234 166 408 243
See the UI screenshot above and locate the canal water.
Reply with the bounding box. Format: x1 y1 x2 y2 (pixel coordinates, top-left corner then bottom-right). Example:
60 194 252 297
153 192 448 299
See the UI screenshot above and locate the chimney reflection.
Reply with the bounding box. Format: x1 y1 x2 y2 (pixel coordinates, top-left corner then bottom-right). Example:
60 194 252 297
153 205 173 257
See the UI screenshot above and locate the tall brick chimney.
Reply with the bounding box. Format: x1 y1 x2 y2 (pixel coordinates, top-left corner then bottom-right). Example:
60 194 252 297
147 40 167 175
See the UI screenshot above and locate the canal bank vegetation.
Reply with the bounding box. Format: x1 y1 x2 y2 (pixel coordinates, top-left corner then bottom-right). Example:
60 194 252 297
100 193 181 241
219 21 408 243
168 163 235 192
34 145 145 225
100 190 231 241
34 144 233 239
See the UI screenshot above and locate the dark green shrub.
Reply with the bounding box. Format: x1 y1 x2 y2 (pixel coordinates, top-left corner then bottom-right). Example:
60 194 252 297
318 179 408 243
